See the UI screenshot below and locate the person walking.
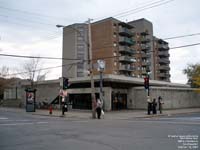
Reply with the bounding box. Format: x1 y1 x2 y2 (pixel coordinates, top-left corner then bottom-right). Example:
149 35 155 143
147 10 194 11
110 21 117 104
158 96 164 114
96 99 102 119
152 98 157 114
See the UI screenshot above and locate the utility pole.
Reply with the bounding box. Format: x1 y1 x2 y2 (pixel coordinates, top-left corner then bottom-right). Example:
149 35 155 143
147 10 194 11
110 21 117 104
88 18 96 119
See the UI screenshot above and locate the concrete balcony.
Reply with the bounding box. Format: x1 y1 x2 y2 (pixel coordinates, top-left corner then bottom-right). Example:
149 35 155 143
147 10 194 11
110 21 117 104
158 51 170 57
141 62 147 66
158 58 170 64
119 56 135 63
141 52 151 58
140 31 149 36
119 46 135 55
141 44 150 51
119 65 135 72
158 72 170 78
141 70 147 75
119 26 133 37
119 37 135 46
158 44 169 50
159 65 170 71
141 37 151 44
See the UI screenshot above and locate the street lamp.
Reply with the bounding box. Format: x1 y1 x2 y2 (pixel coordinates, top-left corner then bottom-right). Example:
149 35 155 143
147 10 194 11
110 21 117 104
56 19 96 118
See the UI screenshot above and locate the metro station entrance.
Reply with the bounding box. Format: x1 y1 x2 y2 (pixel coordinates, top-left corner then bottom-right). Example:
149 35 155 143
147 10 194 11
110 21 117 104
69 93 99 110
111 92 127 110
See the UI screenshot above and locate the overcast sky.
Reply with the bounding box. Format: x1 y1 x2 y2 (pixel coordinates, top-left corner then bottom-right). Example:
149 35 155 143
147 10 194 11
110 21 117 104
0 0 200 83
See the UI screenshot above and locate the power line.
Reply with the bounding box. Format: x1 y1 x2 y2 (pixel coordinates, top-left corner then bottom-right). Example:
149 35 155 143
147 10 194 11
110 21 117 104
93 0 175 21
7 61 81 77
0 13 55 27
116 0 175 19
116 0 174 18
0 53 83 61
0 5 70 21
164 32 200 40
1 41 200 62
3 42 200 78
170 42 200 49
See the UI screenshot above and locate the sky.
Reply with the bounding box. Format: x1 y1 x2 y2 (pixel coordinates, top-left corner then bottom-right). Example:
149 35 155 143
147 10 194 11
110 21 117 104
0 0 200 84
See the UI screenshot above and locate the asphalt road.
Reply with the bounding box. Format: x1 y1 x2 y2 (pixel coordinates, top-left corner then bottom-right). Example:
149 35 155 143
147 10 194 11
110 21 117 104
0 110 199 150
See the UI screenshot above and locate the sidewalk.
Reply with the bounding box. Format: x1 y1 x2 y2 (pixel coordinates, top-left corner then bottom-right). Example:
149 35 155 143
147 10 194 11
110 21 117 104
1 107 200 120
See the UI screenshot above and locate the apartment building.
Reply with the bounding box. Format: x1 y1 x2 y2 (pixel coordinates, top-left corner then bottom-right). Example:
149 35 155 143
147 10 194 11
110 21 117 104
62 23 89 78
128 18 154 79
91 18 135 76
153 37 170 81
62 17 171 82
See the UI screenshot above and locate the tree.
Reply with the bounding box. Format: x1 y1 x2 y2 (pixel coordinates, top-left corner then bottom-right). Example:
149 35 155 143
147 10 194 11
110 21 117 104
0 66 17 100
20 58 49 87
183 63 200 88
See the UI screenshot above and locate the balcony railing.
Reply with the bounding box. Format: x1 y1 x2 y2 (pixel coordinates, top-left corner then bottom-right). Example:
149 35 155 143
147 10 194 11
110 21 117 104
119 46 135 55
119 37 135 46
141 44 150 51
140 31 149 36
158 44 169 50
159 65 170 70
158 51 170 57
157 72 170 78
119 65 135 72
141 37 151 43
119 26 133 37
119 56 135 63
141 70 147 75
141 52 151 58
158 58 170 64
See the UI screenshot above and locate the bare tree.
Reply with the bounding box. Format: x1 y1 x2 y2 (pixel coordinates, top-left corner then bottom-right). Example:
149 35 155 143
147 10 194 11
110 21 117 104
0 66 9 78
0 66 17 100
20 58 49 87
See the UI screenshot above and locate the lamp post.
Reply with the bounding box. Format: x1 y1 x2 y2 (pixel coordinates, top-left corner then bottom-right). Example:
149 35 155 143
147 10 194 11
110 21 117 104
56 19 96 118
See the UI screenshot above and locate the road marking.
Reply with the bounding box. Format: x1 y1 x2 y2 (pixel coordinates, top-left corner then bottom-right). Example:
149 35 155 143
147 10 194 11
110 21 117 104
158 117 200 120
36 121 48 124
0 121 48 126
0 122 34 126
0 117 8 120
71 120 89 123
126 120 200 125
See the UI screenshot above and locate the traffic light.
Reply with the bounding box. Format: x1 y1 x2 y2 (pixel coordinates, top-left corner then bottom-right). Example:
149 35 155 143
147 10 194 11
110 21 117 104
144 77 149 90
63 77 69 90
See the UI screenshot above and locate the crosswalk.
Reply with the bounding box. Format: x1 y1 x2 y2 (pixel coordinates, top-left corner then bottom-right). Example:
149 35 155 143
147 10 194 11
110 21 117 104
0 116 48 127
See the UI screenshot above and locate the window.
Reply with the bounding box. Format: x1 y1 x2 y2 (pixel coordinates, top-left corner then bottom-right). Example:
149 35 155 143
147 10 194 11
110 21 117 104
77 36 84 41
77 53 84 59
113 32 117 38
77 72 83 77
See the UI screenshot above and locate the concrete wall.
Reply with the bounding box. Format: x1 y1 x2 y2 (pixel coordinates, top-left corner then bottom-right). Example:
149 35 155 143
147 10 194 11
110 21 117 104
129 87 200 109
21 82 60 105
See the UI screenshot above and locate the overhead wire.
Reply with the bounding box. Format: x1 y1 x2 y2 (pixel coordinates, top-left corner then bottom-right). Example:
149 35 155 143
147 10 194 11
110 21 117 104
2 40 200 78
116 0 175 19
0 5 70 21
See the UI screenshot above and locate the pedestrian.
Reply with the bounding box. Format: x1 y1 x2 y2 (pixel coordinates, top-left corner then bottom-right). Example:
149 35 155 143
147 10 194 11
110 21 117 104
147 96 153 115
96 99 102 119
152 98 157 114
158 96 164 114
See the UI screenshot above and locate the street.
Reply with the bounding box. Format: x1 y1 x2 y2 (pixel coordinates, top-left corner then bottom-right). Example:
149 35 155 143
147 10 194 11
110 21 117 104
0 110 199 150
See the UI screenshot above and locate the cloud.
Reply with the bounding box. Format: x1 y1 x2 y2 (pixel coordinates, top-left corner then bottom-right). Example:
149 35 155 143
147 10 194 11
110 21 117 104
0 0 199 83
